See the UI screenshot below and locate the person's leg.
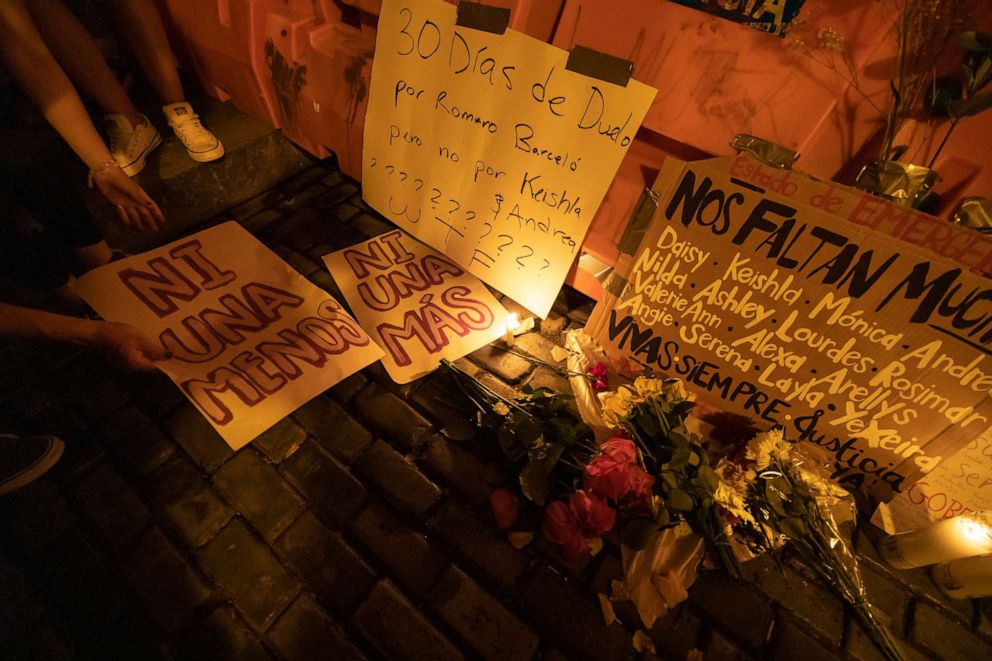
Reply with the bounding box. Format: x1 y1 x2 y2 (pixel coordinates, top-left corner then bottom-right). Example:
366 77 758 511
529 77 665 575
25 0 141 125
100 0 184 105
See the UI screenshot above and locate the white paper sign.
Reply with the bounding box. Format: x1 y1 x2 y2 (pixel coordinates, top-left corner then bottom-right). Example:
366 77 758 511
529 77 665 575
324 230 509 383
76 221 382 449
362 0 656 317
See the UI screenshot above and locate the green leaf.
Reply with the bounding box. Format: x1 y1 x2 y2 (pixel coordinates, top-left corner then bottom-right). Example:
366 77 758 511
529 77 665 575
441 419 476 441
622 519 658 550
696 465 720 492
668 488 694 511
518 445 563 505
926 76 963 117
955 31 992 52
950 90 992 118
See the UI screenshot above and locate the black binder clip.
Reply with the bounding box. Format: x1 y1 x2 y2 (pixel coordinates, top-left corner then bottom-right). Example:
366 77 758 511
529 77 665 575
565 45 633 87
455 1 510 35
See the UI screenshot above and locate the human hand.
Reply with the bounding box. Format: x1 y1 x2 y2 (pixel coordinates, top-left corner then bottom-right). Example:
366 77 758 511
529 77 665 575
91 321 169 371
91 165 165 232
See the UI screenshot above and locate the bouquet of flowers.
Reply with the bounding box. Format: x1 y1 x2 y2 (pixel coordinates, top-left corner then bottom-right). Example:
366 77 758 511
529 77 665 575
722 429 906 661
596 376 745 578
438 359 595 505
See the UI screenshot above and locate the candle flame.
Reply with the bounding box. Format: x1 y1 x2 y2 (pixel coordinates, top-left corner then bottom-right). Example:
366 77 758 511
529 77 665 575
960 517 992 544
505 313 521 333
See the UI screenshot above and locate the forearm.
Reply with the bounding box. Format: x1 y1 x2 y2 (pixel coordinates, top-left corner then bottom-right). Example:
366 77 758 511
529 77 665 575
0 302 100 347
0 0 113 169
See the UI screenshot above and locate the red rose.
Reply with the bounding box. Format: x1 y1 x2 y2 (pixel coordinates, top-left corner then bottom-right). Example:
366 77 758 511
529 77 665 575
543 499 589 563
489 488 520 530
601 437 637 462
569 490 616 537
543 491 616 563
627 465 655 507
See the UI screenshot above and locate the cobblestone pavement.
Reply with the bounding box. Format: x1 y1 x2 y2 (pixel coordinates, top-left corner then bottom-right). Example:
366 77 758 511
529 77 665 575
2 159 991 660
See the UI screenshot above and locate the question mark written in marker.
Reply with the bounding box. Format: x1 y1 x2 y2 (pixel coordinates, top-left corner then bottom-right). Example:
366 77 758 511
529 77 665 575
496 234 513 254
516 245 534 268
370 157 377 168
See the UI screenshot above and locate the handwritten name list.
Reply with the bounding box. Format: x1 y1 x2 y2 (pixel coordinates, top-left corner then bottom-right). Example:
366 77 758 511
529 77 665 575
588 157 992 502
362 0 656 317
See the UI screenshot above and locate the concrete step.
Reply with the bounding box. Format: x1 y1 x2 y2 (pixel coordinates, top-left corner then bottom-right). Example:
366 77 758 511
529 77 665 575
84 97 313 252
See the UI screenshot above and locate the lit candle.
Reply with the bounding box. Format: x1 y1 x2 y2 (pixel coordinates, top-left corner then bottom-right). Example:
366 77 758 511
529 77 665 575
504 313 520 347
932 555 992 599
878 512 992 569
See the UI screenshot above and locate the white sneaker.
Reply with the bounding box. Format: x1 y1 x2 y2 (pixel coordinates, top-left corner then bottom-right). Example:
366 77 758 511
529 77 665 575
162 102 224 163
105 114 162 177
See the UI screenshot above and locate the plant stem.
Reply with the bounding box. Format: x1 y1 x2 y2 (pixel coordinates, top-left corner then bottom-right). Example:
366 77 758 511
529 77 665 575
928 117 958 168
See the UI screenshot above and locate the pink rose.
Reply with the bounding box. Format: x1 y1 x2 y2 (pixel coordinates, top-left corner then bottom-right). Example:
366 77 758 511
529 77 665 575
583 437 652 503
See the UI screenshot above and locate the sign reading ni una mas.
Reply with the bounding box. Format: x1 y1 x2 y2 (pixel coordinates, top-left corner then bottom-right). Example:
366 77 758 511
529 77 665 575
588 156 992 502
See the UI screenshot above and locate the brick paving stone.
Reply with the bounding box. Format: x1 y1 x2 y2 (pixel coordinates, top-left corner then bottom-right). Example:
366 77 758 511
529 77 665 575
177 606 273 661
9 626 75 661
0 552 46 648
258 206 318 243
306 269 345 298
166 404 234 474
349 212 394 237
280 165 328 193
704 627 757 660
355 383 433 449
292 395 372 463
269 594 365 661
523 367 576 414
240 208 284 234
122 527 212 633
330 202 361 223
410 377 475 430
845 617 930 661
32 407 105 483
281 441 367 527
0 478 76 553
651 606 704 659
328 371 369 405
477 371 520 401
253 417 307 462
470 344 533 382
424 434 493 507
350 501 447 596
99 405 175 475
315 183 360 211
199 519 299 631
51 354 129 422
231 188 284 221
859 562 910 637
513 332 561 365
353 580 464 661
277 511 376 614
213 450 304 540
69 461 151 551
429 565 539 660
322 170 344 188
354 440 442 517
768 613 839 661
145 456 233 548
744 555 845 647
688 571 774 652
518 566 631 661
119 369 185 418
277 183 328 210
273 244 321 276
429 503 529 594
912 601 989 660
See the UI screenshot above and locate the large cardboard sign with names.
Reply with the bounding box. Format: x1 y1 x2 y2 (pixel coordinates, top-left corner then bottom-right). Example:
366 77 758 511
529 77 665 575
362 0 656 318
324 230 509 383
76 222 382 449
587 156 992 502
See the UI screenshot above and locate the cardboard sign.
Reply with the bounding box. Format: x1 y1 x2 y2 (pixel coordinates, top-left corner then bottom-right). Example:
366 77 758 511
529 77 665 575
76 222 382 449
361 0 656 318
324 230 509 383
587 156 992 502
669 0 806 36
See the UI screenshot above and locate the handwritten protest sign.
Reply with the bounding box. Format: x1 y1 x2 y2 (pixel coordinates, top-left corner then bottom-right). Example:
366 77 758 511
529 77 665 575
76 222 382 449
324 229 509 383
587 156 992 502
877 427 992 533
361 0 656 318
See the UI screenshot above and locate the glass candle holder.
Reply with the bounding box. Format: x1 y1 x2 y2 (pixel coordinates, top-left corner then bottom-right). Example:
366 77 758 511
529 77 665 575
878 512 992 570
932 555 992 599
